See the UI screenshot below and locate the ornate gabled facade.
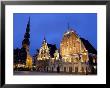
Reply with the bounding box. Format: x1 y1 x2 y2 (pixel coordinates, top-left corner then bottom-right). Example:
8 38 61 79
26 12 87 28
37 37 50 60
60 29 91 74
60 29 89 63
36 37 50 71
36 37 61 72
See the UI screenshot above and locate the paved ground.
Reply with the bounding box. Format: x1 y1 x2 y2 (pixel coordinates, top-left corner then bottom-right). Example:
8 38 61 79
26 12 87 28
14 71 88 75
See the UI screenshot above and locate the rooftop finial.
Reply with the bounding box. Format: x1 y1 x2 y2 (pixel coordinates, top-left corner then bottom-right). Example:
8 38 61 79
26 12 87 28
44 36 46 40
43 36 46 42
68 22 70 30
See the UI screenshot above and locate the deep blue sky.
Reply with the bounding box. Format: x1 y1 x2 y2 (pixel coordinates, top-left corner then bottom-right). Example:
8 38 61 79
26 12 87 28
14 13 97 56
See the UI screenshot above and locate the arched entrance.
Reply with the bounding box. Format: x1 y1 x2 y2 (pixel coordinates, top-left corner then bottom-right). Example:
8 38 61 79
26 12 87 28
75 67 78 73
64 67 66 72
46 67 48 72
69 67 72 73
57 66 60 73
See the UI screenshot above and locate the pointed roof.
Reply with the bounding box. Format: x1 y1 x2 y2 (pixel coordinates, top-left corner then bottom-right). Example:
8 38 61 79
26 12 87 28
26 17 30 33
64 23 75 35
63 23 80 38
43 36 46 42
47 43 57 58
80 38 97 54
22 17 31 46
42 36 47 44
27 16 30 27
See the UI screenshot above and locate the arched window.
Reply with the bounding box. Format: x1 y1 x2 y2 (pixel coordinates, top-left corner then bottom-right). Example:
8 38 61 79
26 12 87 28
75 67 78 73
64 67 66 72
69 67 72 73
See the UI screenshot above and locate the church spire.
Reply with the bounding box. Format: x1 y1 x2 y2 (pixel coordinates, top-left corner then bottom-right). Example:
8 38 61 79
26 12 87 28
22 17 30 46
26 17 30 33
43 36 46 43
67 22 70 30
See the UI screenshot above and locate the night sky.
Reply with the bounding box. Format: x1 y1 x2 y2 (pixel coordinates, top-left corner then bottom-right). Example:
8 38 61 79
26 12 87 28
14 13 97 56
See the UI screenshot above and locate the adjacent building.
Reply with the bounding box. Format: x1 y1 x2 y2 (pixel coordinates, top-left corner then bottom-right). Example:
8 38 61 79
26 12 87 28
36 37 60 72
60 29 90 73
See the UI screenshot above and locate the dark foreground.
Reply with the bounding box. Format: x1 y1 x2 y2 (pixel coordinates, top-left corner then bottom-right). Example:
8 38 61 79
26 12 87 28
14 71 96 75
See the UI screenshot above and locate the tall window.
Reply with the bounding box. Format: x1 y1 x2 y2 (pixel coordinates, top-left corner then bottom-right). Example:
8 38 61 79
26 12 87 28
74 43 75 47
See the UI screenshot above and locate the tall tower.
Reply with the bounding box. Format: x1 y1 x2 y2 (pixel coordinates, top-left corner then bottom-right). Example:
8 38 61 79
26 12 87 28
22 17 32 69
22 17 30 50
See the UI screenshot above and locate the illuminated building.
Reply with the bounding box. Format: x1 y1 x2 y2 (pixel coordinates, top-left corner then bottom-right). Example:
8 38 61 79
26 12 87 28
36 37 51 71
35 27 97 74
37 37 50 60
60 29 89 63
60 28 91 73
26 54 32 69
36 37 60 72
